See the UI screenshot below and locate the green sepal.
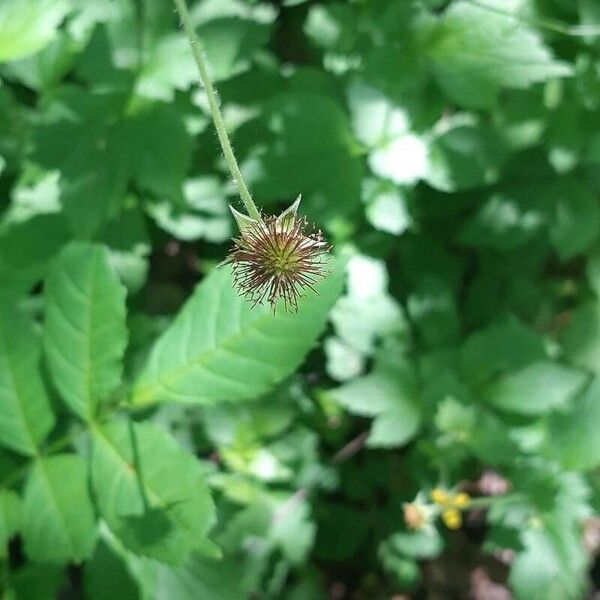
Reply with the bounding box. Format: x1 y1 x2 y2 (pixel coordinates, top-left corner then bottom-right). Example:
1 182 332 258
229 205 259 233
276 194 302 231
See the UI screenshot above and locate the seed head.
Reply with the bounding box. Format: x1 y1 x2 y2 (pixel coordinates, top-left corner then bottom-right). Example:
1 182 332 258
226 197 331 312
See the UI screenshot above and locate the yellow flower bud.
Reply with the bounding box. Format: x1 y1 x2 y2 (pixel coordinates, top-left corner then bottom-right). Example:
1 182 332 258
442 509 462 530
431 488 448 505
454 492 470 508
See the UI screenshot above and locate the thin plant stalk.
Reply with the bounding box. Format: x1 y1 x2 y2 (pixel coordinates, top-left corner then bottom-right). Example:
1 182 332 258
172 0 261 221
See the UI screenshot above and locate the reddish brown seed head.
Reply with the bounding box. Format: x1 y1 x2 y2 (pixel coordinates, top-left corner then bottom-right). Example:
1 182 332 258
226 214 331 313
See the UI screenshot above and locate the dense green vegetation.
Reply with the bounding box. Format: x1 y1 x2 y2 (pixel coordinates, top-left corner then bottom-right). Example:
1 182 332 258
0 0 600 598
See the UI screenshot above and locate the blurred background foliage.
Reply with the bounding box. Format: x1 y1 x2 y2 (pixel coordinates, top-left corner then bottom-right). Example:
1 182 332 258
1 0 600 598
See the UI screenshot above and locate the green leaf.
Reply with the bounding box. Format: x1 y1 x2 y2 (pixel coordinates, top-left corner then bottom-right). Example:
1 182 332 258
146 177 231 243
2 169 61 228
0 299 55 456
90 420 215 565
33 88 191 236
460 316 546 385
136 17 271 101
0 0 71 63
561 300 600 373
544 378 600 470
586 249 600 297
0 489 21 559
425 119 508 192
2 33 81 91
44 242 128 420
363 183 411 236
22 454 97 563
367 405 421 448
386 529 444 560
346 81 409 149
459 184 552 250
198 18 272 82
0 214 70 295
97 203 151 294
138 553 247 600
84 540 141 600
8 564 66 600
331 352 421 448
132 261 343 406
240 93 363 222
315 503 369 561
330 255 407 357
510 516 588 600
483 361 587 415
548 179 600 259
407 277 460 348
422 0 572 109
125 105 192 203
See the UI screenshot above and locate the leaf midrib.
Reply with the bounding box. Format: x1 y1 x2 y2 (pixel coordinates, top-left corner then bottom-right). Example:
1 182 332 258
133 292 314 405
92 425 203 539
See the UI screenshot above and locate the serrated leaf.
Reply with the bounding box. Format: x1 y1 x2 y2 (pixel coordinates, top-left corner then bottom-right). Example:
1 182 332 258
331 353 421 448
0 0 71 63
90 420 215 565
422 0 572 109
132 261 343 406
136 18 271 101
33 88 191 236
484 361 587 415
22 454 97 564
510 515 588 600
44 242 127 420
0 299 55 456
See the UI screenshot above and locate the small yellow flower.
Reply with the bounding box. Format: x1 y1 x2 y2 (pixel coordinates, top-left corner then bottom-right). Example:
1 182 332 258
431 488 471 529
431 488 449 505
442 509 462 530
454 492 470 508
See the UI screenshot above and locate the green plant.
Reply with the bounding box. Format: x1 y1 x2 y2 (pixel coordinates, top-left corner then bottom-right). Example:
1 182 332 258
0 0 600 598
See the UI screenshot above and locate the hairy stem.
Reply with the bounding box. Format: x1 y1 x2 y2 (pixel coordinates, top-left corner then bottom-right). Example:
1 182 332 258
172 0 261 221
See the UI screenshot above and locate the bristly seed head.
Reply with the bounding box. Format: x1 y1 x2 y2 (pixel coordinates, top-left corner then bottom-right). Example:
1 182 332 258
226 203 331 313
